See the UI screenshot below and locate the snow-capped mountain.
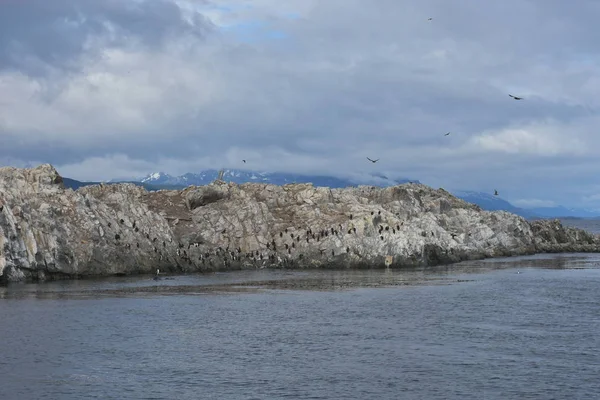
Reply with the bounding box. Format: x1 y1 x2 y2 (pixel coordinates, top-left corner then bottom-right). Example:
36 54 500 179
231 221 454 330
131 169 420 188
141 172 171 183
62 169 600 219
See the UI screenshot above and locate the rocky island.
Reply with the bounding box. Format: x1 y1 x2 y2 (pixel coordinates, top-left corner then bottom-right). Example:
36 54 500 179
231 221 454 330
0 164 598 283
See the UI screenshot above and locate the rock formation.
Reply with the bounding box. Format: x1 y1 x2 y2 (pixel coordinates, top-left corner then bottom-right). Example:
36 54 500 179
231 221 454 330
1 164 598 283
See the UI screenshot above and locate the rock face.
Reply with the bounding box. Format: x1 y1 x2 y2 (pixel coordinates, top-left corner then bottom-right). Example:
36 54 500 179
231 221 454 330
1 164 599 283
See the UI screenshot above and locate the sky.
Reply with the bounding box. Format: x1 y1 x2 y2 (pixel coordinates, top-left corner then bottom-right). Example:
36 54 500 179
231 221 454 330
1 0 600 209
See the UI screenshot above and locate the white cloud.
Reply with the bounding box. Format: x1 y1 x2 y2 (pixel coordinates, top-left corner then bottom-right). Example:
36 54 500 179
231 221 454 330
1 0 600 208
466 123 588 156
512 199 557 208
582 193 600 204
1 43 224 141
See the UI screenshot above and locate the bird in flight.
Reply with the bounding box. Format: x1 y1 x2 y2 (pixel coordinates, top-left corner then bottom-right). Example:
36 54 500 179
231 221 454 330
444 132 451 136
427 17 433 21
367 157 379 163
242 160 246 163
509 94 523 100
494 189 499 196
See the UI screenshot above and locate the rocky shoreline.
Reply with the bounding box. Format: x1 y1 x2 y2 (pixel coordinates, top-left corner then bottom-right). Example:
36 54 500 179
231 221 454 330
1 164 598 283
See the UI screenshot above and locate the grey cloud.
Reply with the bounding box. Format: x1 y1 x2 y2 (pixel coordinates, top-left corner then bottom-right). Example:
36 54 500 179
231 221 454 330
0 0 214 75
1 0 600 207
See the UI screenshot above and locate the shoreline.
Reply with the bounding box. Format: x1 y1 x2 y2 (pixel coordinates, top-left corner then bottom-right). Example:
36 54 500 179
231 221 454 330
2 252 598 299
2 246 600 286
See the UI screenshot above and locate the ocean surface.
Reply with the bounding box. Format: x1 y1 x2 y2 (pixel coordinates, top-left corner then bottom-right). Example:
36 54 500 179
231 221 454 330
1 218 600 399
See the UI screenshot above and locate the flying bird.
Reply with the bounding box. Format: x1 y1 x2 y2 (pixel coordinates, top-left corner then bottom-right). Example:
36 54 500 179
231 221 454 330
444 132 451 136
427 17 433 21
509 94 523 100
494 189 499 196
367 157 379 163
242 160 246 163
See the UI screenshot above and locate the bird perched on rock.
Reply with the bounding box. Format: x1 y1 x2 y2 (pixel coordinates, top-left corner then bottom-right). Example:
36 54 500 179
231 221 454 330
494 189 499 196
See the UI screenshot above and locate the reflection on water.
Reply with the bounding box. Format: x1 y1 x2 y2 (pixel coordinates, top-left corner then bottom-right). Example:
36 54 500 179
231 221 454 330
1 253 600 399
2 252 600 300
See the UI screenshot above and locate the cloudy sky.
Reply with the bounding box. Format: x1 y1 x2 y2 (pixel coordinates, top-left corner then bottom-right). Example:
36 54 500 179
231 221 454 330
1 0 600 209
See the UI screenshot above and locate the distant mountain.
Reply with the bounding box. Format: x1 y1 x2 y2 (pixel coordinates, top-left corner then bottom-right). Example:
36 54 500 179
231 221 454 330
62 177 185 192
62 177 100 190
62 171 600 219
451 191 540 219
525 206 600 219
451 191 600 219
130 169 420 188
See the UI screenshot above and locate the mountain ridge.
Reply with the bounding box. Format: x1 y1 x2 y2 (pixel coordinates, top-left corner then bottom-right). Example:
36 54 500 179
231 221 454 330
64 169 600 219
132 169 420 188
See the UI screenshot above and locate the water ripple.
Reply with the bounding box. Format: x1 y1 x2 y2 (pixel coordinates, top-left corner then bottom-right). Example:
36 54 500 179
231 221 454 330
1 254 600 399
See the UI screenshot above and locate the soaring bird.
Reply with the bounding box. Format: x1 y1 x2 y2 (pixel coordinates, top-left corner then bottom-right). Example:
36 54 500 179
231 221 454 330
242 160 246 163
367 157 379 163
509 94 523 100
444 132 451 136
494 189 499 196
427 17 433 21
